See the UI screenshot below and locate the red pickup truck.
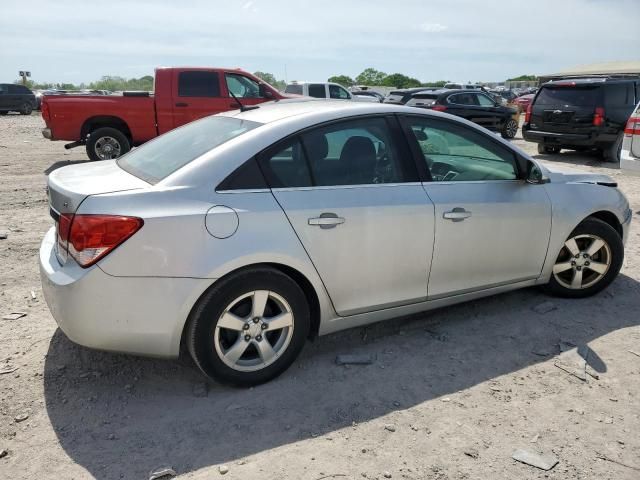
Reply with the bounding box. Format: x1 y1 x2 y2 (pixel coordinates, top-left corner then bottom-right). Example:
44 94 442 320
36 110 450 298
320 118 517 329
41 67 290 161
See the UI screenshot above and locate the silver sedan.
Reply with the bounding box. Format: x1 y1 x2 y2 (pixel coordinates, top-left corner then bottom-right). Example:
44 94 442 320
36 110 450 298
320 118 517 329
40 100 632 386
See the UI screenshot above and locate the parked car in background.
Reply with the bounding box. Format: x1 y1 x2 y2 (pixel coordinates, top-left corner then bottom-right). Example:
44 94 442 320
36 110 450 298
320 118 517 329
523 77 639 161
513 93 534 112
349 89 384 102
621 101 640 175
0 83 36 115
284 82 378 102
383 87 439 105
41 67 291 161
40 100 631 386
407 89 520 138
444 83 485 90
489 89 517 104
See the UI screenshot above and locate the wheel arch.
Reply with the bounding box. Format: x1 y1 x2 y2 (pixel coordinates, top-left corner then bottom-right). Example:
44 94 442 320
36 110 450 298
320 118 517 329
80 115 132 141
584 210 623 238
179 262 323 357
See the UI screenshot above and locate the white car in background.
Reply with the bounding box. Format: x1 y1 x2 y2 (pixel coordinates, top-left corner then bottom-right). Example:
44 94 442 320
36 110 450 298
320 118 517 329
621 101 640 176
284 82 378 102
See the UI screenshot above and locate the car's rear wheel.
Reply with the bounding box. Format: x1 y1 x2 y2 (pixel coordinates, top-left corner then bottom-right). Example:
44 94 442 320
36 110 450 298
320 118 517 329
86 127 130 161
501 119 518 139
545 218 623 298
187 267 310 387
537 144 560 154
20 103 33 115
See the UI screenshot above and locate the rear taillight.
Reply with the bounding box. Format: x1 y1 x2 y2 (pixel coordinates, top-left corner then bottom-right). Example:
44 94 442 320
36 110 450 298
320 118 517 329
525 104 532 123
624 116 640 135
60 214 143 268
593 107 605 126
41 100 50 122
431 105 447 112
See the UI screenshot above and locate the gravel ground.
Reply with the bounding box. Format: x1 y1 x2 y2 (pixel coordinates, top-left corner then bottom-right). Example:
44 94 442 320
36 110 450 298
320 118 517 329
1 113 639 480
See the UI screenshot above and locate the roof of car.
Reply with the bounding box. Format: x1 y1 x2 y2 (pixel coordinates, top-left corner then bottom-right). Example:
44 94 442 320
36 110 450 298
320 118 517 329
219 98 417 124
543 77 639 87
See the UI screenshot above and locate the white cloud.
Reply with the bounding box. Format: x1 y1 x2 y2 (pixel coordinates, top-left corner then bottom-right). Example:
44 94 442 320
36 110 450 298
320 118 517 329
419 22 448 33
242 1 254 10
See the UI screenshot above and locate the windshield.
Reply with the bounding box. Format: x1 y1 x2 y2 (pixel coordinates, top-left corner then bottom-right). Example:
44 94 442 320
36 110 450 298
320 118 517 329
535 86 600 107
118 116 261 183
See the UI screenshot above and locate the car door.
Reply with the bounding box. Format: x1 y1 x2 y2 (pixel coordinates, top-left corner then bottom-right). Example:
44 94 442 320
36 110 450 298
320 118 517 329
171 70 226 128
329 84 351 100
223 72 268 109
474 92 503 130
259 116 435 316
401 115 551 299
7 84 22 110
0 84 8 110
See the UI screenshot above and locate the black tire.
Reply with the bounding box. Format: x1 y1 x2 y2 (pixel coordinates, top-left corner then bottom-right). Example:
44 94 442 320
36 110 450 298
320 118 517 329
545 218 623 298
85 127 130 161
537 143 560 154
501 118 518 139
0 111 8 116
187 267 310 387
20 103 33 115
603 134 623 163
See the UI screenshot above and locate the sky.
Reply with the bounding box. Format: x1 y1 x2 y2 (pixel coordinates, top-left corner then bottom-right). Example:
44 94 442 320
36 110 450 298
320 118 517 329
1 0 638 85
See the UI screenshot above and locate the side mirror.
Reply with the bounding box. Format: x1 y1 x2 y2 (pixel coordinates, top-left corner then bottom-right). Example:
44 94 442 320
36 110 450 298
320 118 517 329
414 130 428 141
525 161 549 184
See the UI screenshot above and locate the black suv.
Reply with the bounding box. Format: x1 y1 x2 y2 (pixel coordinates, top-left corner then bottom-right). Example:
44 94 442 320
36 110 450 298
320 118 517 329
0 83 36 115
522 77 640 161
408 89 519 138
383 87 439 105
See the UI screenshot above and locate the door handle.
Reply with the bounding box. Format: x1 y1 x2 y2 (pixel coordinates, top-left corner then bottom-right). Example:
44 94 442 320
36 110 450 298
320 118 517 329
175 102 188 107
308 213 345 229
443 208 472 222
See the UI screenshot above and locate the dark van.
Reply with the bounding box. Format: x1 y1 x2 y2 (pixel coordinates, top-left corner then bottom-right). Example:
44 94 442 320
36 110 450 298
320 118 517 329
522 77 639 161
0 83 37 115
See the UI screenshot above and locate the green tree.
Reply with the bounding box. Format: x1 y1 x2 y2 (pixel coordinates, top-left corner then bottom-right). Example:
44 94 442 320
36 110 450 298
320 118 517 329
506 75 538 82
327 75 355 87
382 73 422 89
253 71 286 91
355 68 387 86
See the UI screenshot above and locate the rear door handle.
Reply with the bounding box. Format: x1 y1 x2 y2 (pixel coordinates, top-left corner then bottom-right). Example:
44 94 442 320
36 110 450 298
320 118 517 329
308 213 345 229
443 208 472 222
175 102 188 107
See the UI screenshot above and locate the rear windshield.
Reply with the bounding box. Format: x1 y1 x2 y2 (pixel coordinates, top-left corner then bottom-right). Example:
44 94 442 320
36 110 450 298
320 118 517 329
535 86 600 107
284 84 303 95
117 116 261 183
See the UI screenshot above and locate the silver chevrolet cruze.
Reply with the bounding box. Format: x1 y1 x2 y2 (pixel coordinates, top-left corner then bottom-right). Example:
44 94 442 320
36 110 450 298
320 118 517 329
40 100 632 386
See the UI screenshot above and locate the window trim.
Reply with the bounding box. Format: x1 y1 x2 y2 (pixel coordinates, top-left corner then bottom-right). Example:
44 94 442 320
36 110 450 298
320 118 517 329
398 113 527 183
256 113 421 190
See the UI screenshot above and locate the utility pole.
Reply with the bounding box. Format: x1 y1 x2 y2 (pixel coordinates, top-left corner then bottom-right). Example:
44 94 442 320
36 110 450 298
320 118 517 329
19 70 31 85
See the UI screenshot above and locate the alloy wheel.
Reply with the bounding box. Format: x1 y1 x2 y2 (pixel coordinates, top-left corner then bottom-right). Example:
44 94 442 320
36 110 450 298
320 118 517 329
552 234 611 289
505 119 518 138
94 136 122 160
214 290 294 372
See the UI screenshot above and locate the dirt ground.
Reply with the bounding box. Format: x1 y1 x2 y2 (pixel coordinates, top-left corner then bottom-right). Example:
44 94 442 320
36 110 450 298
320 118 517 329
1 113 639 480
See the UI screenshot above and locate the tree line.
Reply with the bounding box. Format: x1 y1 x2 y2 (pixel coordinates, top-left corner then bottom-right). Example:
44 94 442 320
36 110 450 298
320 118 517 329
15 69 538 92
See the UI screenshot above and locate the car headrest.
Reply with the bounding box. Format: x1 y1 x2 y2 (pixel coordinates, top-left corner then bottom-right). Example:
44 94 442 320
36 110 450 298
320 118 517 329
304 133 328 162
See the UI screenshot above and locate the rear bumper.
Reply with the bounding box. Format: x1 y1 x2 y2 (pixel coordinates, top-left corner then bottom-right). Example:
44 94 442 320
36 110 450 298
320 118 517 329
39 227 212 358
522 127 617 147
41 128 52 139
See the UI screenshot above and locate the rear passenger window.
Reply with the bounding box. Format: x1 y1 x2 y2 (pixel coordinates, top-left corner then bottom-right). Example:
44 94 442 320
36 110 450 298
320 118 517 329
178 71 221 97
261 139 313 188
606 83 634 106
308 84 326 98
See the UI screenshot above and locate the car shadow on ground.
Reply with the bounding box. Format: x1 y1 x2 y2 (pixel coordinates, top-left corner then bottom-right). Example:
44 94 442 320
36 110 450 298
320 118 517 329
532 149 620 171
44 159 89 175
43 274 640 479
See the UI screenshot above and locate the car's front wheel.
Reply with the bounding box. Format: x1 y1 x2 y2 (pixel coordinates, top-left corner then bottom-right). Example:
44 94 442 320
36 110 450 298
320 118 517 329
545 218 623 298
187 267 310 387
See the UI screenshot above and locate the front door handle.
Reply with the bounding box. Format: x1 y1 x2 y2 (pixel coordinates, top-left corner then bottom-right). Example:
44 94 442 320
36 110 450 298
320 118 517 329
175 102 188 107
308 213 345 229
443 207 472 222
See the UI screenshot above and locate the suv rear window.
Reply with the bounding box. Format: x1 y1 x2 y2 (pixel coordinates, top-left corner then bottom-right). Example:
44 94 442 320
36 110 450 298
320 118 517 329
118 116 261 184
535 86 600 106
284 84 303 95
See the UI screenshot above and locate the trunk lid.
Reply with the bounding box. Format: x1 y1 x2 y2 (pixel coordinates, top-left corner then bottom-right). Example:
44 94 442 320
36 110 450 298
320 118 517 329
529 84 602 134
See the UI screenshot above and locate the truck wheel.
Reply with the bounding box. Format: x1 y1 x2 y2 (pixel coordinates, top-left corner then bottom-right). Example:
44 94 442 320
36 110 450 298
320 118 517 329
86 127 130 161
20 103 33 115
603 134 623 163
